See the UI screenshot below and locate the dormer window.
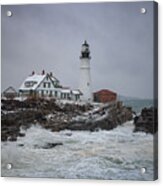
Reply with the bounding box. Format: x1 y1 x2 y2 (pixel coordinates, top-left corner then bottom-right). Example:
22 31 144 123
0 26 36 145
25 81 37 87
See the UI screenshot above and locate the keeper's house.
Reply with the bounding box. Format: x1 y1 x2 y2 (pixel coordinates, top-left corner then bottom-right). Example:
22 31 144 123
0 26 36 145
19 70 82 101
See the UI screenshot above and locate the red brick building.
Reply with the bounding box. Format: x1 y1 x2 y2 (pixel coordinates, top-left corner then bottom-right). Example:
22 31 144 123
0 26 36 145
93 89 117 103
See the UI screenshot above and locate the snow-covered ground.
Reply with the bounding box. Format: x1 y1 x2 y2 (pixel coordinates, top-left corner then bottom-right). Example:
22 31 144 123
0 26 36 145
1 121 154 180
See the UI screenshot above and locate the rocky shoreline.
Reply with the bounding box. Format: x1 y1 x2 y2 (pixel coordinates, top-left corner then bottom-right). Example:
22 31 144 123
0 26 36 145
1 98 133 141
133 107 158 134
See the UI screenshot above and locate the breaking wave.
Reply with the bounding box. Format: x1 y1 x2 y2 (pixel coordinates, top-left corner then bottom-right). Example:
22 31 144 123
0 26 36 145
1 121 154 180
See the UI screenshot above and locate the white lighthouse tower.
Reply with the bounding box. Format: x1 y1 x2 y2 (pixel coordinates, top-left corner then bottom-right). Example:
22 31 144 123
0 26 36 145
79 41 92 102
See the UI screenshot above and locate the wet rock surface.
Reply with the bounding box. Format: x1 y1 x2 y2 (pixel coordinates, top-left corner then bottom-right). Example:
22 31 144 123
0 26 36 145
68 103 133 131
1 98 92 141
34 142 63 149
133 107 158 134
1 98 133 141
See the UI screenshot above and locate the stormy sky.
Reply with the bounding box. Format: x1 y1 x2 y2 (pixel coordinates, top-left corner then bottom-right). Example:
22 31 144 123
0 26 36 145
1 2 155 99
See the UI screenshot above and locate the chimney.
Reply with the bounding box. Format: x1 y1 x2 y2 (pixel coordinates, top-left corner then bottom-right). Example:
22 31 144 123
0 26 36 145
50 72 53 77
42 70 45 75
32 71 35 75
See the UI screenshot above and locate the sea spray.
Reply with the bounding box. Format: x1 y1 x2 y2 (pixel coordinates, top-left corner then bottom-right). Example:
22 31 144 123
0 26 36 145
1 121 154 180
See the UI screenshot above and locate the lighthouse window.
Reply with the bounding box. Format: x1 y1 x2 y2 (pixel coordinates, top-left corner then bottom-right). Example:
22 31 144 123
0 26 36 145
87 82 90 86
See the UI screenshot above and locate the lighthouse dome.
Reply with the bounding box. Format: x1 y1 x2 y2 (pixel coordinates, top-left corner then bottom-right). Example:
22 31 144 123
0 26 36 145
80 40 91 59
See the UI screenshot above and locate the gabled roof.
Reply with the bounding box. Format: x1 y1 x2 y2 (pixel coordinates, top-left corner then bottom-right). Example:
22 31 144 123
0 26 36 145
60 89 83 95
61 89 71 93
94 89 117 95
19 74 46 91
49 74 59 83
3 86 17 94
72 89 83 95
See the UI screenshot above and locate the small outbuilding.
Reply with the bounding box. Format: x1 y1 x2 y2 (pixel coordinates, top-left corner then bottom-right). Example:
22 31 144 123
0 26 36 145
93 89 117 103
2 86 17 99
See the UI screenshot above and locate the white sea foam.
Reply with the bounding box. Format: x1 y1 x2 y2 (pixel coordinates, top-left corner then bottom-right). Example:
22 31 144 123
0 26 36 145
1 121 154 180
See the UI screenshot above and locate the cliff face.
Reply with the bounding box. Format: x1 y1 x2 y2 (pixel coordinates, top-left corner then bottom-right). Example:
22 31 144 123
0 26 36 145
1 98 133 141
68 101 132 131
133 107 158 134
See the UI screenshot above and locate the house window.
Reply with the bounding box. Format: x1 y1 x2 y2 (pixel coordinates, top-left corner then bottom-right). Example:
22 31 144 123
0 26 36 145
25 81 37 87
50 90 52 97
48 83 51 88
54 82 57 87
67 93 70 100
43 82 46 88
41 90 44 96
25 82 31 87
61 93 67 99
55 91 57 97
75 95 79 101
68 93 71 100
61 93 63 99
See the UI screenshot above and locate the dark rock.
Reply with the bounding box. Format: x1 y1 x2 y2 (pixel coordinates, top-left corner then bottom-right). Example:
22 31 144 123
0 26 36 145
34 142 63 149
18 133 25 137
134 116 139 124
65 132 72 136
1 135 8 142
1 98 133 141
8 135 17 141
133 107 158 134
18 144 24 147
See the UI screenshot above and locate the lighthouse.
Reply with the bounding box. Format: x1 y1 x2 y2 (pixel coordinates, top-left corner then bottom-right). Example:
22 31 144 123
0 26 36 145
79 41 92 102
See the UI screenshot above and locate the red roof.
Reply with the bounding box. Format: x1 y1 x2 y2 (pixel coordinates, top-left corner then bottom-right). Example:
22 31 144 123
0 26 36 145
94 89 117 95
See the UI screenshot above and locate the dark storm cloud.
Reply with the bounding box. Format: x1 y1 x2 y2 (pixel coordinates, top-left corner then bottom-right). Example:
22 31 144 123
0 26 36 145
1 2 154 98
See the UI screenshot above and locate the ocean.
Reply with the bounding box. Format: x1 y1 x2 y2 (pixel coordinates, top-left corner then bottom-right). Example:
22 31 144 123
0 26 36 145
1 99 155 180
122 99 154 114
